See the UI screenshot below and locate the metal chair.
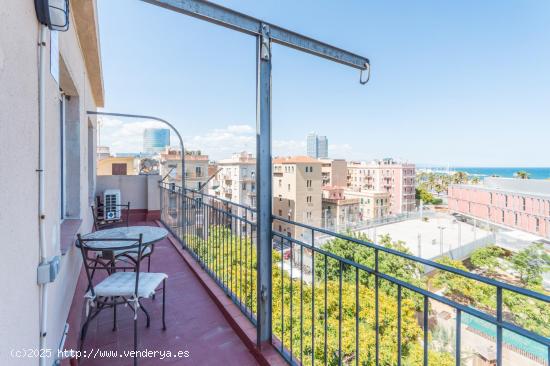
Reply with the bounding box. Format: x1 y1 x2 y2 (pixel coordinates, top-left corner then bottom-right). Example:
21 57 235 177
91 202 131 231
90 202 154 272
77 234 167 366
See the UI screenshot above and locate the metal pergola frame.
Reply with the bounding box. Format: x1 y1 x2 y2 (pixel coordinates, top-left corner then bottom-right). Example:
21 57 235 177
142 0 371 346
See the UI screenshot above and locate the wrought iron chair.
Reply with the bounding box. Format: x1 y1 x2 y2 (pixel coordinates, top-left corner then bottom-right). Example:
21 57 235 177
90 202 154 272
77 234 167 366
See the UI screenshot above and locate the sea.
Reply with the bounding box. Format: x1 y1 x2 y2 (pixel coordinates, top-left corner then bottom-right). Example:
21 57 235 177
422 167 550 180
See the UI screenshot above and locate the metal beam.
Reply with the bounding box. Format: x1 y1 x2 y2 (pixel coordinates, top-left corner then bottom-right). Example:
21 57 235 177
141 0 370 70
255 24 272 345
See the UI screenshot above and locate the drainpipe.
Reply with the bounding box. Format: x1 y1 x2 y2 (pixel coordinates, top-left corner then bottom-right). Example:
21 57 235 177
38 24 49 366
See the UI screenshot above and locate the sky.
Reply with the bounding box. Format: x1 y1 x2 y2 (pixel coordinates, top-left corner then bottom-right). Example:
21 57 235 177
97 0 550 167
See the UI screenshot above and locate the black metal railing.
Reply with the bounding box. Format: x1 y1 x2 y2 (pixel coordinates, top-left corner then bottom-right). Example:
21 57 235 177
160 185 549 366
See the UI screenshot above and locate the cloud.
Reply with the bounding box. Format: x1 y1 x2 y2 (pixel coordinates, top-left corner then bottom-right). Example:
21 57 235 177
99 117 178 153
100 118 348 161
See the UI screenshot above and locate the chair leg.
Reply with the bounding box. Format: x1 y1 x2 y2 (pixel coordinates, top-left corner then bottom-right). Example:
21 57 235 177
162 279 167 331
133 309 138 366
79 309 93 353
113 300 117 331
138 299 150 328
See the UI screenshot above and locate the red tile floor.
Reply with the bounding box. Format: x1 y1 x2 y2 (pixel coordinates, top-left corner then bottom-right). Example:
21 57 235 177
63 221 259 365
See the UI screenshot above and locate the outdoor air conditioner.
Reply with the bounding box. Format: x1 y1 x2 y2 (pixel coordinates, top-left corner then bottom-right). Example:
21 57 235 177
104 189 121 220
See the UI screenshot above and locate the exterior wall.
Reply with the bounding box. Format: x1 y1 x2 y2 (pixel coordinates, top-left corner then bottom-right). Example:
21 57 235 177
96 175 161 219
448 178 550 238
320 159 347 187
97 156 139 175
0 1 102 364
347 159 415 215
159 150 209 190
211 153 256 209
273 157 322 242
345 190 390 220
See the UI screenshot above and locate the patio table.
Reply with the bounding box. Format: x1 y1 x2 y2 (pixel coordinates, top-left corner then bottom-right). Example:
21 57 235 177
79 226 168 251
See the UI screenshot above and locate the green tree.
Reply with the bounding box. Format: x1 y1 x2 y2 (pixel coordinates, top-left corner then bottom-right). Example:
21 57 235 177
470 245 506 276
511 243 550 285
514 170 530 179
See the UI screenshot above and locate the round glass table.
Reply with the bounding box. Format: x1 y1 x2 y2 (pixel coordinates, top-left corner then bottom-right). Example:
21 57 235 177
79 226 168 250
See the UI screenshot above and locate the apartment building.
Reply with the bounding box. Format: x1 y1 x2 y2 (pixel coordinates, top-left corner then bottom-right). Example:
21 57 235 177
160 149 209 189
344 190 390 220
320 158 347 187
0 1 103 363
449 177 550 238
321 186 360 231
347 158 416 215
210 152 257 208
273 156 322 241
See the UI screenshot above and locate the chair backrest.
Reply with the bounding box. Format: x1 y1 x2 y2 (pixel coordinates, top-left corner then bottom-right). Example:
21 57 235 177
90 205 99 231
77 234 144 298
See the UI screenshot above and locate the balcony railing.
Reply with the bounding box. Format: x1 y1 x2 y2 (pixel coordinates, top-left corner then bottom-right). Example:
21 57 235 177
160 184 549 366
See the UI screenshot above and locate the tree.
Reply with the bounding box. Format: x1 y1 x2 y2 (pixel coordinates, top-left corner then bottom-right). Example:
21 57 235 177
511 243 550 286
470 176 480 184
470 246 506 276
452 171 468 184
515 171 530 179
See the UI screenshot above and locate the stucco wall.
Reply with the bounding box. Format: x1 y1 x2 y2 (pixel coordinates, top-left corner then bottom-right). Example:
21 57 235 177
96 175 161 211
0 1 100 364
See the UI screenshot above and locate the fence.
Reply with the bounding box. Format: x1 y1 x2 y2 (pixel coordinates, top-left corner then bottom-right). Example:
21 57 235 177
160 184 549 366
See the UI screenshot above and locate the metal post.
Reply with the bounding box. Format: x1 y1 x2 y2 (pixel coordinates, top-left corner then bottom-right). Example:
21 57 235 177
256 23 272 346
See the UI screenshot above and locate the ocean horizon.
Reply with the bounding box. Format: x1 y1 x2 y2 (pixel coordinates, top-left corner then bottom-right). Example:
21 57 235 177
422 167 550 180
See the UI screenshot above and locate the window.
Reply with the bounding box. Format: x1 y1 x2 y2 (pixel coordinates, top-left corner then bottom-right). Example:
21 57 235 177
505 195 508 207
501 210 505 223
288 184 291 191
536 218 540 232
278 179 282 187
307 196 312 203
515 213 518 225
278 209 282 216
522 197 526 211
490 193 493 204
251 183 256 192
195 166 202 177
242 183 247 190
61 93 81 219
112 163 127 175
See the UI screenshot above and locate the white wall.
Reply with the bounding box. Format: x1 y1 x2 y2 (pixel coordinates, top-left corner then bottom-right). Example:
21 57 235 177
0 1 99 364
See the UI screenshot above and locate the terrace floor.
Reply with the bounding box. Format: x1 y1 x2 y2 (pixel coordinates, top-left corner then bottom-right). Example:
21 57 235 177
63 220 259 365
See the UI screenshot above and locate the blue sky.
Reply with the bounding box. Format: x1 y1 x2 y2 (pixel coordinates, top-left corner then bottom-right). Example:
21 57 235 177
97 0 550 166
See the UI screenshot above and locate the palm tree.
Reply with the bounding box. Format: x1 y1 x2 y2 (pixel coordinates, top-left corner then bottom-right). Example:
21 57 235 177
515 171 530 179
470 176 480 184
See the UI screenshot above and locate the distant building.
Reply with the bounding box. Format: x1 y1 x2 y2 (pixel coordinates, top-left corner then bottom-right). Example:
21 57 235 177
210 152 256 208
159 149 209 190
321 186 360 231
320 159 347 187
449 177 550 238
306 133 328 159
97 146 111 160
347 158 416 215
317 136 328 159
344 190 390 220
273 156 322 242
143 128 170 153
97 156 139 176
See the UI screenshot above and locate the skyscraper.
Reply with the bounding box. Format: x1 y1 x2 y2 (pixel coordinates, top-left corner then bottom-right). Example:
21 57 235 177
317 135 328 158
143 128 170 153
306 133 328 159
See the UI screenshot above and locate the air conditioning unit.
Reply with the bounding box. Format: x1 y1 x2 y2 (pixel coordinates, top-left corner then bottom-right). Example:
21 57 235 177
104 189 121 220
